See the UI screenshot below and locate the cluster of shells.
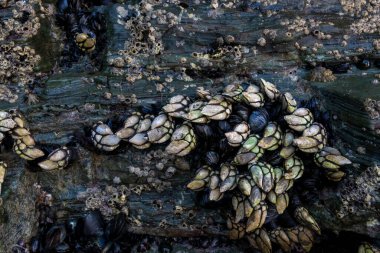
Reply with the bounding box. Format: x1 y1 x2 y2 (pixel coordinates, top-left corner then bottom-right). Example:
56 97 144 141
0 42 41 87
90 78 352 252
113 1 170 83
0 0 41 41
0 110 73 195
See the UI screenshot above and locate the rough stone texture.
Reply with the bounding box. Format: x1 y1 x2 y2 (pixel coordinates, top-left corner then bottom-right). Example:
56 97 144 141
0 0 380 252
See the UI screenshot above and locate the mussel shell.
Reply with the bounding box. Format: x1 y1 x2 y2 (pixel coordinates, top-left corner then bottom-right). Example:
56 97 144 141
249 108 269 133
105 213 128 241
193 124 214 139
205 151 220 166
265 102 282 121
218 120 232 133
55 242 71 253
83 211 105 237
228 114 244 127
45 225 67 250
233 104 251 121
324 62 350 73
356 59 371 70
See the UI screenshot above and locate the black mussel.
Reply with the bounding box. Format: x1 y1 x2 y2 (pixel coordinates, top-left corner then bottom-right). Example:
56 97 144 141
179 2 189 8
217 120 232 133
83 211 105 237
325 62 350 74
45 225 67 250
12 240 28 253
265 204 280 224
30 236 41 253
55 242 71 253
265 102 283 121
105 213 128 241
262 151 283 166
205 151 220 166
218 138 232 153
233 104 251 121
275 210 298 227
102 242 122 253
159 240 173 253
356 59 371 70
140 103 161 115
193 124 214 139
374 60 380 68
227 114 244 126
249 108 269 133
57 0 69 14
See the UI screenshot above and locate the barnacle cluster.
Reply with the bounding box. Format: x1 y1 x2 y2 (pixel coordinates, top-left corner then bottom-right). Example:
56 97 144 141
358 242 380 253
343 0 380 34
0 161 7 196
192 43 243 60
113 0 174 83
337 165 380 219
309 66 337 82
363 98 380 120
282 17 323 37
0 0 41 41
88 78 351 252
0 42 41 88
79 185 130 219
0 110 72 174
113 0 184 83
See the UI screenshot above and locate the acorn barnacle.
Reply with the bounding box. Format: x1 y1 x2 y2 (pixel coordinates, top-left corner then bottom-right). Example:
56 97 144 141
314 146 351 170
247 228 272 253
116 112 142 140
233 134 264 165
38 147 72 170
279 130 296 159
91 122 121 151
286 225 315 252
165 123 196 156
260 78 281 102
284 108 314 132
184 101 210 124
242 84 265 108
222 84 244 103
293 122 327 153
358 242 380 253
225 121 250 147
0 161 7 195
75 33 96 52
284 155 304 180
281 92 297 114
0 111 17 133
128 114 154 149
227 215 246 239
232 193 255 222
246 201 268 232
187 165 212 191
209 170 224 201
162 95 191 118
268 227 292 252
258 122 283 150
147 112 174 143
219 163 238 192
201 95 232 120
249 162 275 193
294 206 321 235
13 136 45 160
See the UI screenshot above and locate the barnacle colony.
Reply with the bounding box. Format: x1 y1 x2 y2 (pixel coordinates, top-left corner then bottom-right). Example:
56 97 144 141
0 110 73 172
86 78 351 252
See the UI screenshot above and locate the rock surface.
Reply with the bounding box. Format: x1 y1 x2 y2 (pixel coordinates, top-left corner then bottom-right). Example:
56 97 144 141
0 0 379 252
